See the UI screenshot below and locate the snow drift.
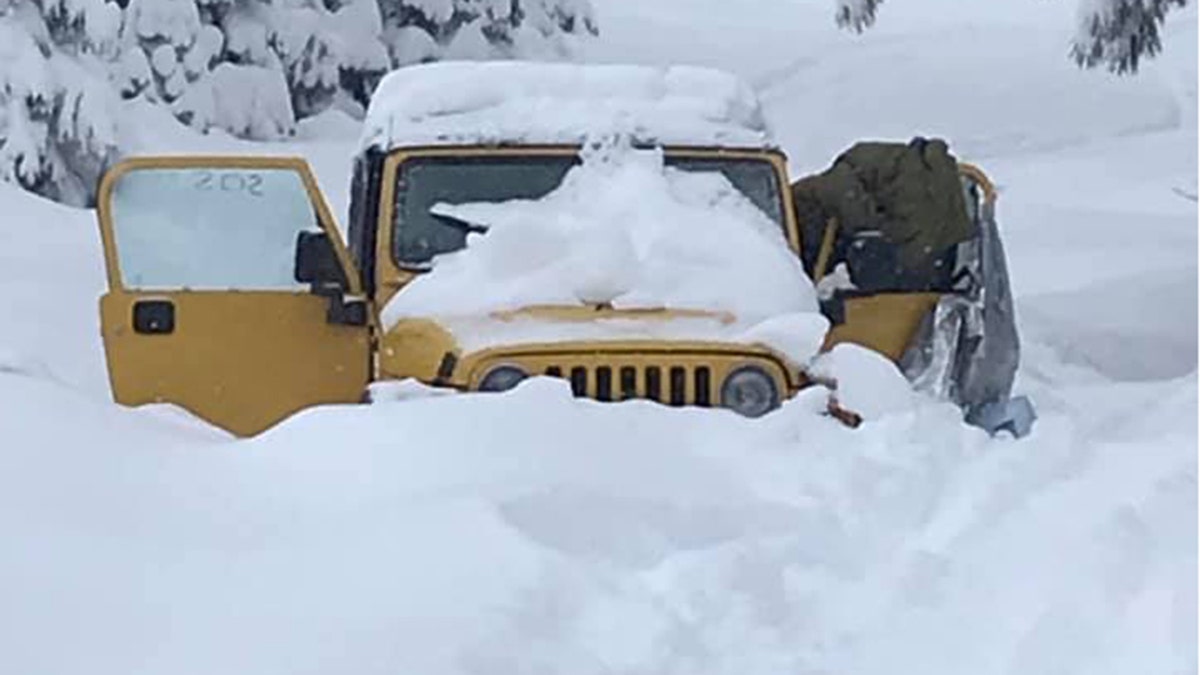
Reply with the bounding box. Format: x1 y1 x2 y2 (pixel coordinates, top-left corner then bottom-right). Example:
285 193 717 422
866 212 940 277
1 370 1193 675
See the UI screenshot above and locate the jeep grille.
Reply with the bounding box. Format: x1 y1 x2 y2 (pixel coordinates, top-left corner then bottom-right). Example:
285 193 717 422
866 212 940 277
543 363 714 407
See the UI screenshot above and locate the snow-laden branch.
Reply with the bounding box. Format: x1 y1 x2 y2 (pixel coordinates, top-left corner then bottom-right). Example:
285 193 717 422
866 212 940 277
835 0 1190 74
1071 0 1188 74
835 0 883 33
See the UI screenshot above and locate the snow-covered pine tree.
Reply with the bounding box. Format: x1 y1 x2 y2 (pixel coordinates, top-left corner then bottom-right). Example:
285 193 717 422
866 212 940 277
376 0 597 66
1072 0 1188 73
835 0 882 33
0 0 121 206
834 0 1190 74
38 0 123 57
1 0 598 204
143 0 597 135
212 0 341 120
507 0 599 59
118 0 296 138
118 0 204 105
326 0 390 114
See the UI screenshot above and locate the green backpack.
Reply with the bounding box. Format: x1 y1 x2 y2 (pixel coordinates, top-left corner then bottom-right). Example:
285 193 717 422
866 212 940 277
792 137 975 290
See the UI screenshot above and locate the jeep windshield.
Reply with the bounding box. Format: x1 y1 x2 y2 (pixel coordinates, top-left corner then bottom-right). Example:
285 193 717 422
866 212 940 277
392 153 785 267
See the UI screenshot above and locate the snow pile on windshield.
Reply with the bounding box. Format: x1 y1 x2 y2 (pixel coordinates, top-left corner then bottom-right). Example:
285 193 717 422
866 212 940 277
381 142 824 357
359 61 772 151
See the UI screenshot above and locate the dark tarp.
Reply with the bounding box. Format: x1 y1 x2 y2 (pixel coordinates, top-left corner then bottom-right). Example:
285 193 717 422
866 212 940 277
897 186 1034 437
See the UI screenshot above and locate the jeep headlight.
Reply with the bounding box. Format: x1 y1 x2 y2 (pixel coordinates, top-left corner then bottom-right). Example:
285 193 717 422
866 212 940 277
720 366 780 418
478 365 529 392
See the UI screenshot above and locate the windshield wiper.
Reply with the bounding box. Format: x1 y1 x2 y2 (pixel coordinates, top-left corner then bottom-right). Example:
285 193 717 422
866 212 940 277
395 208 490 273
430 210 490 235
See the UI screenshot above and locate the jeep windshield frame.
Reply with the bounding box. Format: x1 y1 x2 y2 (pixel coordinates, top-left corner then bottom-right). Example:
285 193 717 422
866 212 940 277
382 147 793 271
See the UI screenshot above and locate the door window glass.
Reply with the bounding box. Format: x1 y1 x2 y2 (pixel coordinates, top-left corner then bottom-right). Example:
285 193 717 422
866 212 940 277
109 167 321 290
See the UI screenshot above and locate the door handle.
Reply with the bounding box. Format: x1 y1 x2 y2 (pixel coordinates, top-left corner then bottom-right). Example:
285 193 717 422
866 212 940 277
132 299 175 335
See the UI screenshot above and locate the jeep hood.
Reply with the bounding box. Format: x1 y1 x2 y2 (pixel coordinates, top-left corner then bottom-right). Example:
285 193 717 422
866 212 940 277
389 304 829 367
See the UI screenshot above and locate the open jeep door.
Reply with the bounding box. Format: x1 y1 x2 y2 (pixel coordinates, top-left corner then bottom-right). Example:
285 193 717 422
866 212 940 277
96 156 372 437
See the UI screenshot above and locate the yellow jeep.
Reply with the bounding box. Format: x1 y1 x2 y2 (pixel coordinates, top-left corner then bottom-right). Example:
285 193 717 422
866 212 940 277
93 62 1028 437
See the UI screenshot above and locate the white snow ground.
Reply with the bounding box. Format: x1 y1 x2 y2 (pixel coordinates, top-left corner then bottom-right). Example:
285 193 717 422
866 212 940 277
1 0 1196 673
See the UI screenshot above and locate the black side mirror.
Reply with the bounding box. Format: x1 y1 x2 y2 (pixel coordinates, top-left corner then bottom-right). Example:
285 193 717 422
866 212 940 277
294 231 366 326
295 231 348 287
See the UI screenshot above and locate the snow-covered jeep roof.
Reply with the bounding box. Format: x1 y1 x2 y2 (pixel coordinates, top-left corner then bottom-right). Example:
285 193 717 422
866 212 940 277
358 61 774 152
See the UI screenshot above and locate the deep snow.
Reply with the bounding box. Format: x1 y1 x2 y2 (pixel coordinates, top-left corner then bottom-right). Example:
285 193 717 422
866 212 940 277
0 0 1196 673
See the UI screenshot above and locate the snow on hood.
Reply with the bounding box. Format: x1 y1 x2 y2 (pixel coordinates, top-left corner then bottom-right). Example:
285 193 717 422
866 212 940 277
358 61 772 152
381 142 828 361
